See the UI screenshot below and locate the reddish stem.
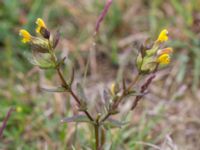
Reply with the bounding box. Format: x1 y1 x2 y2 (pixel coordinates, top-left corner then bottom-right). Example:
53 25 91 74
95 0 113 33
0 108 14 138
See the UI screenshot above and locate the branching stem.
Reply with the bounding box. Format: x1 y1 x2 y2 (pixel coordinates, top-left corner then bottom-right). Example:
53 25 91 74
48 40 94 122
100 73 141 122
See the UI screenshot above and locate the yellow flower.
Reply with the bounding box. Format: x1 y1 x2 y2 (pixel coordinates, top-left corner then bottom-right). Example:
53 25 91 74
157 54 170 65
156 29 168 43
16 106 22 113
36 18 46 33
110 83 116 96
19 29 31 43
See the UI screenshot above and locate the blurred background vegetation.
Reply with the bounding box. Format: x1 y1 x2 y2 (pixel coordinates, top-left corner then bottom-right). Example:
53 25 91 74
0 0 200 149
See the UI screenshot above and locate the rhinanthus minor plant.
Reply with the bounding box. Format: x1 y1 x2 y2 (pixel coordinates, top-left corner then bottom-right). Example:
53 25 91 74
19 18 173 149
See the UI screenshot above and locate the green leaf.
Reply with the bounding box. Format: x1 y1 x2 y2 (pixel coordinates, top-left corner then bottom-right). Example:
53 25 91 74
41 86 66 92
103 118 127 129
61 115 92 124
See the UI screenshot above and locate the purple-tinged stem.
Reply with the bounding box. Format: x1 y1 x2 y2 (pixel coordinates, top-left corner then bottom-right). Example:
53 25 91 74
95 0 113 34
0 108 14 138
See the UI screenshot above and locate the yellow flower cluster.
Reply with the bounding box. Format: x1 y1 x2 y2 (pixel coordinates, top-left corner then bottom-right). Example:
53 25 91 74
136 29 173 73
156 29 172 65
19 18 47 43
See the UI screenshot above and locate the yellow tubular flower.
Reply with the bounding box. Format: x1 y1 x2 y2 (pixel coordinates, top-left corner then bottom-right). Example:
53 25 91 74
19 29 31 43
36 18 46 33
156 29 168 43
157 54 170 65
157 47 173 55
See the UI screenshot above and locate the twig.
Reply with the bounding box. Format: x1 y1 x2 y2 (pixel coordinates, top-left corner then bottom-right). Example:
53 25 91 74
131 74 156 110
48 40 94 121
95 0 113 34
131 64 159 110
0 108 14 138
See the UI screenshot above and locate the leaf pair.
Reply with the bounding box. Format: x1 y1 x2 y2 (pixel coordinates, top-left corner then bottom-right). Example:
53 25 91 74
61 114 127 129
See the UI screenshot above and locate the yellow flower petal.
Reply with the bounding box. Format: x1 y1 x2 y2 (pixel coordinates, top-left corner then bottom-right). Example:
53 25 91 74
19 29 31 43
156 29 168 43
35 18 46 33
157 54 170 65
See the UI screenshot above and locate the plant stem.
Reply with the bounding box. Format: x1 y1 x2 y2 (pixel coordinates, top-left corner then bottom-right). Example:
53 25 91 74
56 67 68 88
126 73 141 91
94 124 99 150
0 108 13 138
100 112 111 123
48 39 94 121
83 110 94 121
56 67 94 121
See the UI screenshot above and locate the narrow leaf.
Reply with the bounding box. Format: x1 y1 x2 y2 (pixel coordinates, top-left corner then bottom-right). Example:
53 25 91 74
41 86 66 92
61 115 92 123
103 118 127 129
127 90 146 97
